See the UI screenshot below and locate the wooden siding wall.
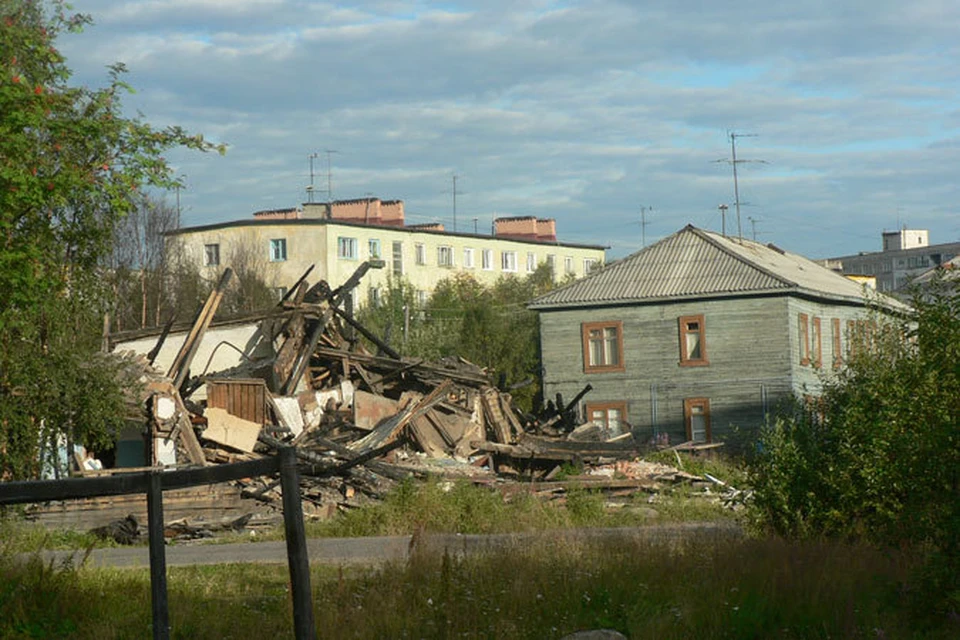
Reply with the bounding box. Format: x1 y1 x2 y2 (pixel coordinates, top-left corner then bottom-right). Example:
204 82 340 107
539 296 798 444
206 379 268 424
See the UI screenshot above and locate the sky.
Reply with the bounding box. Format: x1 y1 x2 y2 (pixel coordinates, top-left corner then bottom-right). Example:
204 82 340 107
60 0 960 261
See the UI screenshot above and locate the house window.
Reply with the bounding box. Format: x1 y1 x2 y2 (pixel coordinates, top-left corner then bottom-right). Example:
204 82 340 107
586 401 627 438
811 316 822 368
564 257 575 275
463 247 475 269
482 249 493 270
369 286 381 307
832 318 842 369
338 237 358 260
368 239 381 259
438 245 454 267
546 254 556 274
415 243 426 265
684 398 711 443
799 313 810 365
501 251 517 272
584 258 598 274
581 321 624 373
678 315 707 366
526 252 536 273
204 243 220 267
269 238 287 262
392 241 404 276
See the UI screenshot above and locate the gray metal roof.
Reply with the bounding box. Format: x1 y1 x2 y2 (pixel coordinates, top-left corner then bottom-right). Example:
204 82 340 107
530 225 910 311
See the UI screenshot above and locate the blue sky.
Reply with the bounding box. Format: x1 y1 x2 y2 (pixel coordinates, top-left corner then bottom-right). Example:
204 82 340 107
61 0 960 260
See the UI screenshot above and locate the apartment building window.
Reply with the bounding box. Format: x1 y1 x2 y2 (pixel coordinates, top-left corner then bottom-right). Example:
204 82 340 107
368 239 381 259
415 243 426 265
546 254 556 274
369 286 381 307
273 286 288 302
438 245 454 267
584 258 598 274
684 398 711 443
832 318 843 369
501 250 517 272
482 249 493 270
798 313 810 365
586 402 627 438
392 241 404 276
678 315 707 366
811 316 822 368
526 252 537 273
269 238 287 262
564 256 575 275
416 290 427 307
581 321 624 373
463 247 475 269
204 243 220 267
338 237 358 260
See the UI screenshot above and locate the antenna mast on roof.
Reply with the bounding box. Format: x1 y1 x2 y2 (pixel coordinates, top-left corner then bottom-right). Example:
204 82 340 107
324 149 338 202
715 132 765 241
640 206 653 247
307 152 318 203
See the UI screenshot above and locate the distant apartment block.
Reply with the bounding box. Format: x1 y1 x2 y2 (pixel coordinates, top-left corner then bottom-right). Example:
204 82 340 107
824 229 960 293
168 197 607 305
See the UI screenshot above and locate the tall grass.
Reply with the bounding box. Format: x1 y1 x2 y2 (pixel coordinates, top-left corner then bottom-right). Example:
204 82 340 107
2 534 953 639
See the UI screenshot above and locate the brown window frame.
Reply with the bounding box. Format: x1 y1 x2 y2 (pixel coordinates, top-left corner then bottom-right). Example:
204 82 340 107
683 397 712 443
581 321 625 373
798 313 810 366
585 401 628 436
678 314 708 366
832 318 842 369
811 316 822 369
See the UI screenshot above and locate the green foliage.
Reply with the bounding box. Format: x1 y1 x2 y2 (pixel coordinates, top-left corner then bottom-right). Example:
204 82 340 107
749 276 960 583
0 0 222 477
357 265 560 411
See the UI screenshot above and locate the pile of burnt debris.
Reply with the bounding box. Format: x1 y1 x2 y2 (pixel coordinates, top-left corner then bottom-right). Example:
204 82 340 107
59 262 730 539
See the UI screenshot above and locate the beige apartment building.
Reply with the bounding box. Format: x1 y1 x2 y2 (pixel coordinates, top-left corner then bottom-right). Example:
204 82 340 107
168 197 607 307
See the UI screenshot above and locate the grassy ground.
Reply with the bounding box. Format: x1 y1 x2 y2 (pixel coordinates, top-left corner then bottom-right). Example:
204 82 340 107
2 534 954 639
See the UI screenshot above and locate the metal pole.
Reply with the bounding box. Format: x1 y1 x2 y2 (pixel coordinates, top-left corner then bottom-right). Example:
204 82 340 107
731 134 743 240
147 471 170 640
279 447 316 640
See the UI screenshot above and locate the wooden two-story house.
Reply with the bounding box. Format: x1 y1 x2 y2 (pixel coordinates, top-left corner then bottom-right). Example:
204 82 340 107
529 225 909 444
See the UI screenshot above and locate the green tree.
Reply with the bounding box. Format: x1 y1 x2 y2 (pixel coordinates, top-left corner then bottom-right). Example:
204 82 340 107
749 275 960 605
0 0 223 478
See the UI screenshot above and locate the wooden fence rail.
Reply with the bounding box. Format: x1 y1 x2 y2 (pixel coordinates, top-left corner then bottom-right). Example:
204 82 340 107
0 447 316 640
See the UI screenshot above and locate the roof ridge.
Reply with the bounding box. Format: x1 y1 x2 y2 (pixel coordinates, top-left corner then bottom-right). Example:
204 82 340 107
690 227 796 288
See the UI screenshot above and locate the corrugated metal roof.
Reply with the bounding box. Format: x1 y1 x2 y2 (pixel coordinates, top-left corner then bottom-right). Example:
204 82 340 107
530 225 910 311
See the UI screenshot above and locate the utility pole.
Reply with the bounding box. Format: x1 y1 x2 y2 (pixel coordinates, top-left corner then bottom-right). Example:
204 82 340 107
716 132 764 241
639 206 653 247
452 174 458 232
307 152 318 203
718 204 728 237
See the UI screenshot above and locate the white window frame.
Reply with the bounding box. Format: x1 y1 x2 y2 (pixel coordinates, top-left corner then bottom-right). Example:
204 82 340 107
564 256 574 275
501 250 517 272
526 252 537 273
482 249 493 271
392 241 404 276
269 238 287 262
368 238 381 259
204 243 220 267
463 247 475 269
338 237 358 260
584 258 598 274
437 245 455 267
415 243 426 265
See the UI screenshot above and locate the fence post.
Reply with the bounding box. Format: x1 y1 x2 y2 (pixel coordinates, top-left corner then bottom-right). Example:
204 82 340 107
279 446 316 640
146 470 170 640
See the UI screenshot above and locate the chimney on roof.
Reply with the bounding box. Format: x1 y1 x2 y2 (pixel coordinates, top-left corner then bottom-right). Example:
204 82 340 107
494 216 557 242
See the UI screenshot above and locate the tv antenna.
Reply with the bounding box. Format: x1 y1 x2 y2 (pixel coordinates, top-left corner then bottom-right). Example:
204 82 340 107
639 206 653 247
748 215 761 241
715 132 765 240
324 149 338 202
307 152 318 203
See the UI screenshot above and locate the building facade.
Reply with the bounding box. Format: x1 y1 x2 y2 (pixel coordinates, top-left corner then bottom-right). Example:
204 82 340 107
530 225 908 445
168 198 606 305
825 229 960 294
